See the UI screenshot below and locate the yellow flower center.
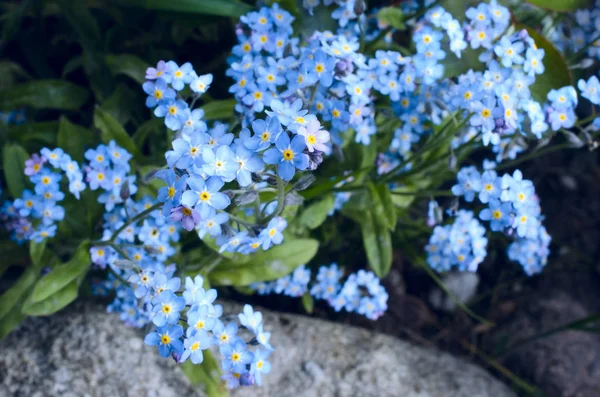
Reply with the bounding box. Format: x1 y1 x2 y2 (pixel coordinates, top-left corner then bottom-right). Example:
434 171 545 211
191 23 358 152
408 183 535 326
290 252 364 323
161 334 171 344
492 210 502 219
182 207 192 216
283 149 294 160
307 135 317 145
315 64 324 73
200 191 211 201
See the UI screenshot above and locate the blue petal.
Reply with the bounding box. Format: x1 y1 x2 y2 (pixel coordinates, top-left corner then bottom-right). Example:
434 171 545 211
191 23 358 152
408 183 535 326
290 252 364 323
263 148 282 165
278 162 295 181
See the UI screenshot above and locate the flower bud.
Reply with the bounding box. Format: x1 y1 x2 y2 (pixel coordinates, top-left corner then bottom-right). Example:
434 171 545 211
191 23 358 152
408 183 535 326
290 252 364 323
234 190 258 206
293 173 316 191
112 259 136 270
120 180 131 200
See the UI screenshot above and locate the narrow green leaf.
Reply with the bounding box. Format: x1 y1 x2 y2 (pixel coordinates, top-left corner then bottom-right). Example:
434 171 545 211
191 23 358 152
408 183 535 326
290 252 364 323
360 212 393 278
369 183 397 231
0 80 89 111
525 0 591 12
22 279 80 316
29 239 46 267
106 54 148 84
116 0 251 17
0 267 39 321
299 194 334 229
209 239 319 286
200 99 237 121
29 241 90 303
58 116 97 162
94 106 139 158
517 25 571 103
302 292 314 314
342 208 392 278
181 350 228 397
376 7 405 30
0 305 26 339
2 143 29 198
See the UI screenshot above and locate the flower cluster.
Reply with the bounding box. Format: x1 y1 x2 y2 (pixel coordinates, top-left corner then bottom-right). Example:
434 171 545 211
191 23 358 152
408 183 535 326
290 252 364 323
0 109 26 125
138 273 273 389
252 264 388 320
144 58 326 254
2 147 87 242
84 142 136 211
425 210 488 272
450 163 550 275
549 1 600 62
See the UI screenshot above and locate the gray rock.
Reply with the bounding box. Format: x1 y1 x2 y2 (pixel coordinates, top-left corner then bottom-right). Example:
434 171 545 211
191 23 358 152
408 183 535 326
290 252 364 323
0 302 198 397
0 302 516 397
495 274 600 397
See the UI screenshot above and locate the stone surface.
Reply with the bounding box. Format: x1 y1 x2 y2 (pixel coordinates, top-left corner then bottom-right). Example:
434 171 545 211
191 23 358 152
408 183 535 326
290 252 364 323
0 302 198 397
494 272 600 397
0 301 517 397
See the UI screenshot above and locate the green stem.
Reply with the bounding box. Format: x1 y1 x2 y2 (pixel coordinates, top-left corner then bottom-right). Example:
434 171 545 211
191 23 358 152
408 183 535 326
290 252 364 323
501 314 600 355
390 189 453 197
419 260 494 326
263 174 286 223
495 143 572 171
568 31 600 62
107 266 129 285
109 202 162 243
576 113 597 126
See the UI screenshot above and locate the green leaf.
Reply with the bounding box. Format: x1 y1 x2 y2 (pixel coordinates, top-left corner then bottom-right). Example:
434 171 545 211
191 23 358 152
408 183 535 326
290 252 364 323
342 206 393 278
102 84 141 126
0 305 26 339
29 241 90 304
0 60 31 91
299 194 334 229
116 0 252 17
21 279 80 316
369 183 396 231
0 267 39 321
525 0 591 12
265 0 299 16
360 212 393 278
29 239 46 267
0 80 89 111
6 121 58 148
57 0 114 101
302 292 314 314
2 143 29 198
94 106 139 158
442 47 485 79
376 7 405 30
517 25 571 103
209 239 319 286
106 54 148 84
181 351 228 397
58 116 97 162
133 118 165 147
200 99 237 121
